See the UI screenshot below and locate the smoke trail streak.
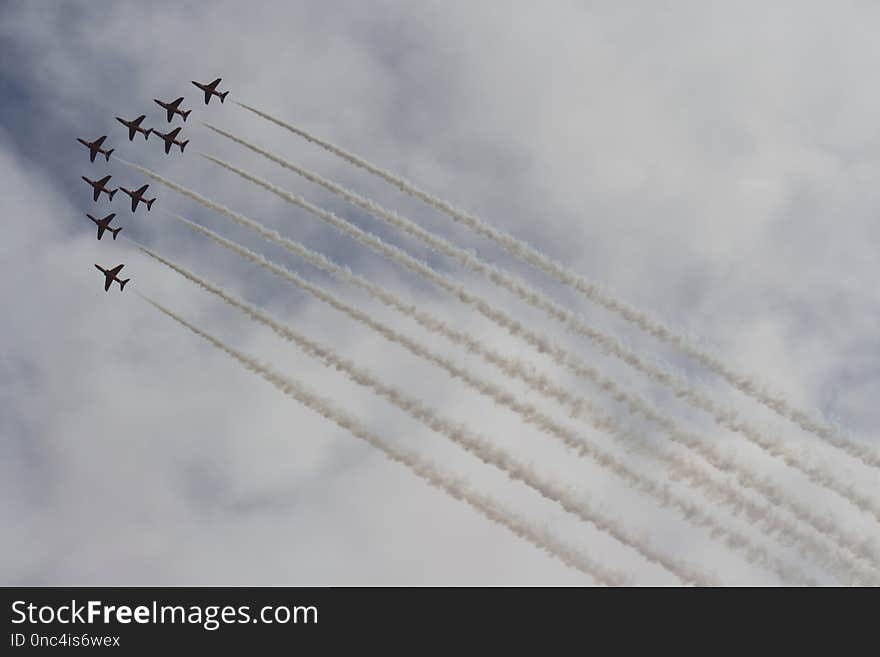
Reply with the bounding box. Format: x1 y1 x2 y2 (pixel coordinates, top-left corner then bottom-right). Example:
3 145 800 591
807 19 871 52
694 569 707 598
234 101 877 468
113 157 878 577
138 251 716 585
201 125 880 521
141 296 624 585
139 243 829 585
161 217 880 584
143 296 699 584
198 151 880 529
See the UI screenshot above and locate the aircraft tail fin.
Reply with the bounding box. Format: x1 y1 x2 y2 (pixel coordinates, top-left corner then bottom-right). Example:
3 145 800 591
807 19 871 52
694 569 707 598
119 279 130 292
144 128 152 140
220 90 229 103
105 149 114 162
180 140 189 153
111 227 122 240
182 109 192 122
108 189 117 201
146 198 156 211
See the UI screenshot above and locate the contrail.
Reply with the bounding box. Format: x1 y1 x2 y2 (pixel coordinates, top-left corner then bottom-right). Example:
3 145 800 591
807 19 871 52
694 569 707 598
234 101 877 468
140 295 625 585
198 151 880 528
160 215 880 584
113 158 879 576
137 242 833 585
142 295 705 585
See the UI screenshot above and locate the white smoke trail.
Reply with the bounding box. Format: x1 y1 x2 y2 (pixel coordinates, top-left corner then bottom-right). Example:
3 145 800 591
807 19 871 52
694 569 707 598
113 158 878 578
162 215 880 584
138 251 716 585
137 244 815 583
201 125 880 520
234 102 877 468
198 151 880 529
153 222 880 584
143 293 708 584
140 295 625 585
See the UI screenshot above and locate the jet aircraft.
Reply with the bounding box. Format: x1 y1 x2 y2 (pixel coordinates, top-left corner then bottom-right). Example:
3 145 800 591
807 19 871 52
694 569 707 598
118 183 156 212
153 126 189 154
86 212 122 241
191 78 229 105
82 174 117 201
95 264 129 292
77 135 114 162
116 115 152 141
153 96 192 123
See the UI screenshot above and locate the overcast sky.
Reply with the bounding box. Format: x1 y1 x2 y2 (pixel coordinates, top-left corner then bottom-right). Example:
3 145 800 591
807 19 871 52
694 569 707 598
1 0 878 585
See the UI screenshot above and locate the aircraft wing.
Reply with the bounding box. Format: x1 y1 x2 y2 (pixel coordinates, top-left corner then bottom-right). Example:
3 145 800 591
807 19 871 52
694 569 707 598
108 264 124 276
168 127 181 140
171 97 184 109
164 140 172 154
104 276 112 291
94 135 106 147
136 184 149 195
97 225 106 240
93 187 101 202
98 175 112 185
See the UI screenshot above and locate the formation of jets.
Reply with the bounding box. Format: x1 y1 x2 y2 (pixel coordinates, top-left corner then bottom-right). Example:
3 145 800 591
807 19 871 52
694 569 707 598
78 78 229 292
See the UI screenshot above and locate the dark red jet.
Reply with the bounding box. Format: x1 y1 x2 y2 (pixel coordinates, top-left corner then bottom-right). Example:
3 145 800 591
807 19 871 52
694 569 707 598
86 212 122 241
95 264 129 292
116 115 152 141
153 96 191 123
82 174 117 201
191 78 229 105
152 127 189 154
77 135 114 162
118 184 156 212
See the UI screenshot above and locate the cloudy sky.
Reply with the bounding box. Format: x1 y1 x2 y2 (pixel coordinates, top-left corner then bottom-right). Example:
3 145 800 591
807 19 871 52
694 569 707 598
1 0 878 585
